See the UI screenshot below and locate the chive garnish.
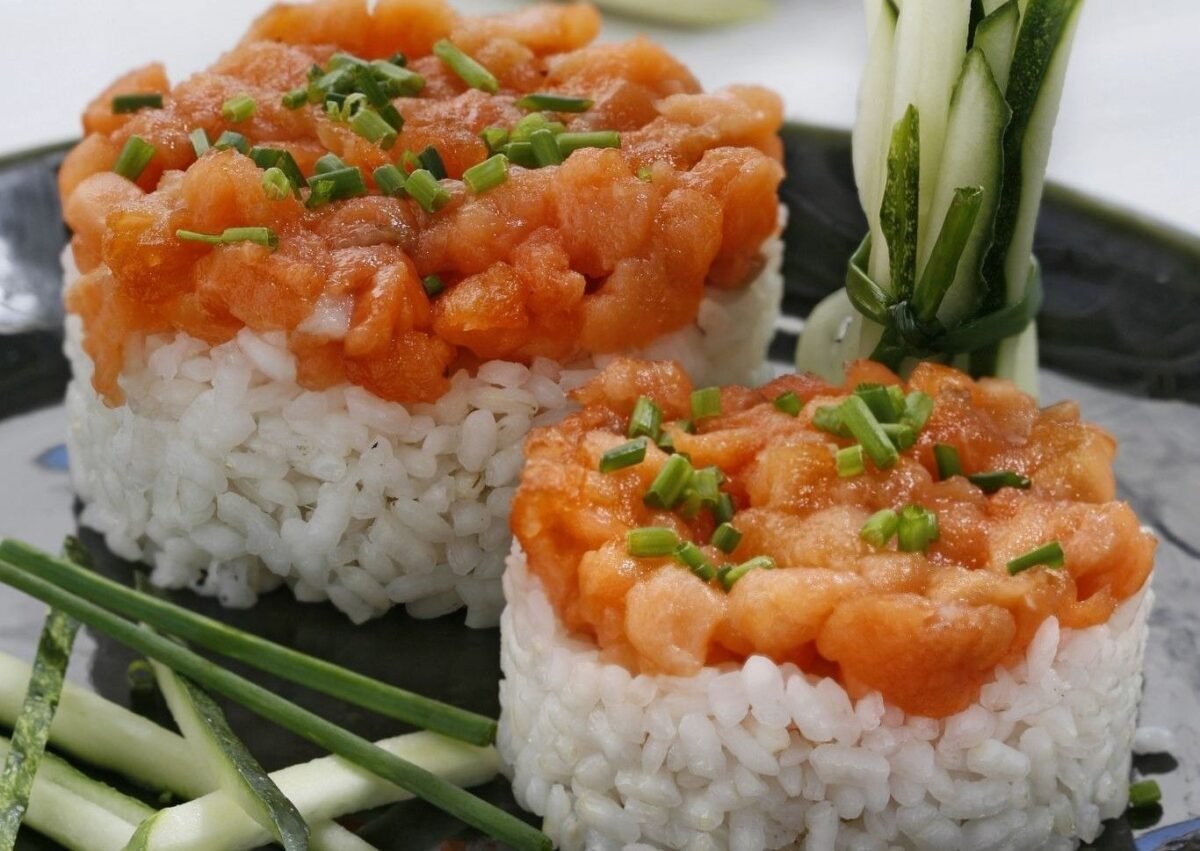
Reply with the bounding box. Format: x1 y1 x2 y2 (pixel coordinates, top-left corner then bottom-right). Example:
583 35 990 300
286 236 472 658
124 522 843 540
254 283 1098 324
112 136 156 180
405 169 451 213
854 383 902 423
306 167 367 209
261 167 291 201
504 141 537 169
511 113 566 144
599 438 646 474
422 274 444 298
189 128 210 158
713 492 735 525
933 444 962 479
839 395 899 469
314 152 348 174
674 542 716 581
636 165 653 182
968 470 1032 493
812 405 849 437
213 131 249 154
282 87 308 109
644 454 693 509
374 164 407 197
689 467 721 512
881 422 915 450
627 527 679 558
481 127 509 155
176 227 278 250
902 391 934 431
248 147 307 189
221 94 257 123
515 93 593 113
1006 541 1064 575
1128 780 1161 809
690 387 721 421
860 508 900 548
417 146 447 180
112 93 163 114
556 131 621 157
896 505 939 553
836 445 866 478
433 39 499 94
371 60 424 97
350 108 398 149
710 523 742 555
463 154 509 194
720 556 775 590
773 391 802 416
329 51 368 69
628 396 662 441
530 129 562 167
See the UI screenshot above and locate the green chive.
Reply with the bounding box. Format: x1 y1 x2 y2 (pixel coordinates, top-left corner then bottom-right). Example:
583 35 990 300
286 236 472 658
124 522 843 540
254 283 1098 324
812 405 849 437
720 556 775 590
636 165 653 182
328 51 368 69
627 527 679 558
314 152 348 174
933 444 962 480
599 438 646 474
854 383 902 423
860 509 900 548
1006 541 1065 575
422 274 444 298
710 523 742 555
881 422 915 450
388 52 407 67
896 505 939 553
690 467 721 509
463 154 509 194
306 167 367 209
112 93 162 114
351 63 390 106
112 136 156 180
655 430 675 454
887 385 906 417
350 108 398 149
836 445 866 478
628 397 662 441
433 39 499 94
690 387 721 421
282 87 308 109
417 146 447 180
176 227 278 249
674 542 716 581
189 128 210 158
644 454 693 509
221 94 257 123
261 167 291 201
1128 780 1161 808
968 471 1032 493
248 147 307 188
902 391 934 431
514 93 593 113
213 131 249 154
773 391 802 416
503 141 537 169
530 129 562 167
838 395 899 469
713 493 735 525
556 131 621 157
481 127 509 155
511 113 566 144
405 169 451 213
374 164 408 197
371 60 425 97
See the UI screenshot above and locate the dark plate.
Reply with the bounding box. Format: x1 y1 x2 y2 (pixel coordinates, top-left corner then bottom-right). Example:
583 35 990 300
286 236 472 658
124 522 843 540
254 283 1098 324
0 125 1197 850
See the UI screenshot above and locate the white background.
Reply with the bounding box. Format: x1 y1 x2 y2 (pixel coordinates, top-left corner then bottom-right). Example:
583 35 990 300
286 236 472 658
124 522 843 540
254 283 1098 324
4 0 1199 234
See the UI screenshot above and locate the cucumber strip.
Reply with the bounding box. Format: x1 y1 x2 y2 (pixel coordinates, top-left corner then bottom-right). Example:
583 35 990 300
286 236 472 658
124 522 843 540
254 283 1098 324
588 0 769 27
853 0 898 240
311 823 379 851
29 745 152 826
0 609 78 849
880 106 921 298
913 186 984 322
975 1 1021 93
149 660 309 851
794 290 882 385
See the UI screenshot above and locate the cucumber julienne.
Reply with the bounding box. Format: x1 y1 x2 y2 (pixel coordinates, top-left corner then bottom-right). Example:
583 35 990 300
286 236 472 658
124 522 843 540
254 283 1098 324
796 0 1085 395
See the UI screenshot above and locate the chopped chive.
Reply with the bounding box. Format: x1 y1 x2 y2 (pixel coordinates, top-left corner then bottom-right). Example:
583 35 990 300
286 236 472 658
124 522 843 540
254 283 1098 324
112 135 156 180
314 65 356 97
261 167 291 201
306 166 366 207
674 542 716 581
511 113 566 144
860 509 900 548
644 454 693 509
636 165 653 182
282 87 308 109
480 127 509 155
968 470 1032 493
1128 780 1161 809
530 128 562 167
627 396 662 441
887 385 906 417
676 419 696 435
221 94 257 123
690 467 721 510
836 445 866 478
189 128 210 158
1006 541 1065 575
812 405 849 437
463 154 509 194
710 523 742 555
350 108 398 149
379 103 405 131
655 430 675 454
896 504 939 553
690 387 721 421
902 391 935 431
248 147 307 189
854 383 902 423
774 391 802 416
421 274 444 298
405 169 451 213
213 130 249 154
401 150 421 173
351 63 390 107
599 438 646 474
328 51 368 69
388 51 407 67
374 164 407 197
503 141 537 169
881 422 915 450
176 227 278 249
514 92 593 113
314 152 349 174
112 92 163 114
933 444 962 480
433 39 499 94
417 146 447 180
838 396 899 469
720 556 775 590
371 60 425 97
713 492 735 525
556 130 621 157
627 527 679 558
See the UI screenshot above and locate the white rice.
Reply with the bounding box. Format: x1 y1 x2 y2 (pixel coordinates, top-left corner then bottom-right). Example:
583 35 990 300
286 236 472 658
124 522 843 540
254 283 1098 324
62 233 783 626
498 548 1153 850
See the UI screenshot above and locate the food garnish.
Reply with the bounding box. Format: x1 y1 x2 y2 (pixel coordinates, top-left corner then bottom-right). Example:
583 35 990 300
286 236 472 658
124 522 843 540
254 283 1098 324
112 136 155 181
1007 540 1066 575
111 93 162 114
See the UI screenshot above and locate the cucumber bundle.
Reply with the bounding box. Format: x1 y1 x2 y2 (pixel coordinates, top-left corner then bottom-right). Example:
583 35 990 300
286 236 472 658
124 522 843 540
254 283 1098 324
796 0 1086 394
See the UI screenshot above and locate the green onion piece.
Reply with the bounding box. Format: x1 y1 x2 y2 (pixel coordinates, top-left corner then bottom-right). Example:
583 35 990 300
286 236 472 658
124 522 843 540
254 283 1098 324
674 542 716 581
177 227 278 249
480 127 509 155
370 60 425 97
836 445 866 478
221 94 257 123
720 556 775 590
887 385 905 417
773 391 802 416
112 92 163 114
515 92 594 113
854 383 902 423
690 387 721 421
860 509 900 548
422 274 444 298
838 395 899 469
248 147 307 189
968 470 1032 493
713 492 735 525
306 167 367 209
189 128 210 158
314 65 356 97
112 135 156 180
688 468 721 515
501 141 535 168
417 146 447 180
1128 780 1161 808
374 164 407 197
328 51 368 69
636 165 653 182
314 153 349 174
896 505 939 553
556 131 621 157
710 523 742 555
350 63 390 107
282 87 308 109
599 438 646 473
627 396 662 441
463 154 509 194
644 454 693 509
213 131 249 154
433 39 499 94
388 51 407 67
627 527 679 558
655 430 675 454
350 108 398 149
530 128 562 167
511 113 566 144
261 167 291 201
379 103 405 131
405 169 451 213
812 405 849 437
1006 541 1065 575
933 444 962 480
881 422 915 450
902 391 935 431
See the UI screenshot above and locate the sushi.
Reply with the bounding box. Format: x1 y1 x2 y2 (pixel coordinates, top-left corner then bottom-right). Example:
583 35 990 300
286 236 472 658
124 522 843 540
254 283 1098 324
55 0 785 625
499 357 1156 849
